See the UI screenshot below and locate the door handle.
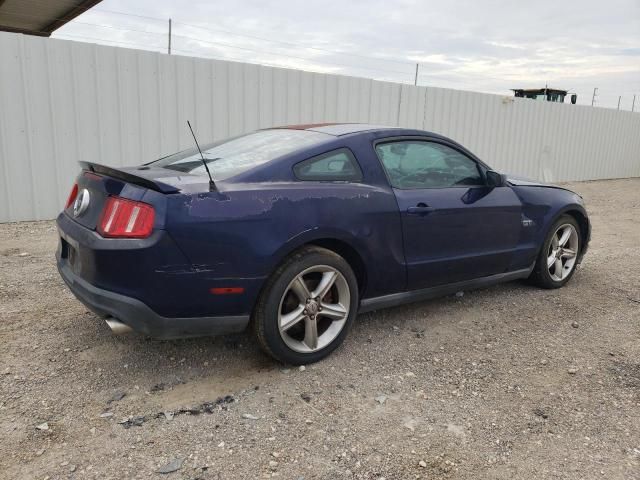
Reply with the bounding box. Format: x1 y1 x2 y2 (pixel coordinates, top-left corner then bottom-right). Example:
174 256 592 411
407 203 434 215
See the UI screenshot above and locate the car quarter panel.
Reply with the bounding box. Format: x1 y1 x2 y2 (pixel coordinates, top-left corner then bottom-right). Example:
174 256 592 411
165 180 406 302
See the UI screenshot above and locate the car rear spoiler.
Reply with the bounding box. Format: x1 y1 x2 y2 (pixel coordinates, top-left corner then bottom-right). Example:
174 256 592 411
79 162 180 194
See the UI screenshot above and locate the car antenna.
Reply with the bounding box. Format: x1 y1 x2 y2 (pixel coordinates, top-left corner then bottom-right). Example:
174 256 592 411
187 120 216 191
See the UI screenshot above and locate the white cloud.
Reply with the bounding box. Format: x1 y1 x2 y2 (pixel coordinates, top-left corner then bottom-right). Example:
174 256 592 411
53 0 640 109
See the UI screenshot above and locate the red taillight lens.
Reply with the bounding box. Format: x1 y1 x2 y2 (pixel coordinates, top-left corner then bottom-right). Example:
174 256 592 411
98 196 155 238
65 183 78 209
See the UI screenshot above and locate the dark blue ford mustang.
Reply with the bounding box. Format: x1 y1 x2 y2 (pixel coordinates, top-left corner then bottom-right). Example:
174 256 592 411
56 123 590 364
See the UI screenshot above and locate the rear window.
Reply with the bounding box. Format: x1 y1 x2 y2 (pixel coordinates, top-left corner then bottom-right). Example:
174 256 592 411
151 129 330 181
293 148 362 182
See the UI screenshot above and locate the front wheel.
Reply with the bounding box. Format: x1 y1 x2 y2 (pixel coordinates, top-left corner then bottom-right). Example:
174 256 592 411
529 214 581 289
252 246 358 365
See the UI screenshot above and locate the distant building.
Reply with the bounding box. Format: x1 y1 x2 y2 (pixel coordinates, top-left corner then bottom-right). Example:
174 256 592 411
512 87 577 104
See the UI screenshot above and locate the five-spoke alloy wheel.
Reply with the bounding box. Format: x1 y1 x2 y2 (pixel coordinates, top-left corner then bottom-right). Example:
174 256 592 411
546 223 579 281
529 214 582 288
278 266 350 353
253 246 358 364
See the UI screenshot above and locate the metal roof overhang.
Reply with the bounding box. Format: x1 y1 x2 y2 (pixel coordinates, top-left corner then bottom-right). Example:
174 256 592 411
0 0 102 37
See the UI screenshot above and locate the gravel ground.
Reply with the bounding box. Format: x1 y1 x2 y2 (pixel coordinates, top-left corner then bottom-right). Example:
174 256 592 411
1 178 639 480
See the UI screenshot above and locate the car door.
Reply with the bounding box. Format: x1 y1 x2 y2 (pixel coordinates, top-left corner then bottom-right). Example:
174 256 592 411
375 138 523 290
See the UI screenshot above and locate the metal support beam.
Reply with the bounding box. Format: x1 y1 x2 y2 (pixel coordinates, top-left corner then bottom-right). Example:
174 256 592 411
41 0 104 35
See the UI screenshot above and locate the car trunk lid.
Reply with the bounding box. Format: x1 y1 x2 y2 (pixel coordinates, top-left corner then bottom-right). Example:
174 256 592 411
66 162 207 231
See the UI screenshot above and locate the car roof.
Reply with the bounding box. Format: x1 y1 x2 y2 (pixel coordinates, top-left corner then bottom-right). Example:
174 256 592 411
270 123 407 136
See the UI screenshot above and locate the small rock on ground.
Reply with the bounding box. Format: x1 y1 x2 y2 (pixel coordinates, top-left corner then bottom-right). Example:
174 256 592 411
157 458 184 474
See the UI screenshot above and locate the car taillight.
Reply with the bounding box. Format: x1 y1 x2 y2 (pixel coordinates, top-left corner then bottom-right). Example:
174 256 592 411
65 183 78 209
98 196 155 238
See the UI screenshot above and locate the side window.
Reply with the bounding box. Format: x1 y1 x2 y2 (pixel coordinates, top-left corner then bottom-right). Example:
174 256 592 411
375 141 483 189
294 148 363 182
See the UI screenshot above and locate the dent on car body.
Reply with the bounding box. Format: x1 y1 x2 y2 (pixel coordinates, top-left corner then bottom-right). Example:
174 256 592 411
154 263 222 274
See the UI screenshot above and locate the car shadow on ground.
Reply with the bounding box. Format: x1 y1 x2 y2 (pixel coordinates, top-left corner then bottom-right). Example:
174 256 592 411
75 277 545 382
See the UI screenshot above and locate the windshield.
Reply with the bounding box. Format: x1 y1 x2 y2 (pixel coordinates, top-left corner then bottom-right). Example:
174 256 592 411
151 129 330 180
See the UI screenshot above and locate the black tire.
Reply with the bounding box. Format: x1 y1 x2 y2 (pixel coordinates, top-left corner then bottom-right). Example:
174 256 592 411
528 214 581 289
252 246 359 365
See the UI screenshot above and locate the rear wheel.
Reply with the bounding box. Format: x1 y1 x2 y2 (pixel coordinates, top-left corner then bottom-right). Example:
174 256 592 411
253 246 358 364
529 215 581 289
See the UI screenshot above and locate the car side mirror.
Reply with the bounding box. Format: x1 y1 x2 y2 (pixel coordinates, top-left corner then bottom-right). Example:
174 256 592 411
486 170 507 187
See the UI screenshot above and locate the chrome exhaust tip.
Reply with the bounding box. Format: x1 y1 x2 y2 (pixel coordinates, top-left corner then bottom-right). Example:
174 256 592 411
105 318 133 335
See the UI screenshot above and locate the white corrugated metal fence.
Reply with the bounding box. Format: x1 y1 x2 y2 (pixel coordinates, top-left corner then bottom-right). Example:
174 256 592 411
1 32 639 222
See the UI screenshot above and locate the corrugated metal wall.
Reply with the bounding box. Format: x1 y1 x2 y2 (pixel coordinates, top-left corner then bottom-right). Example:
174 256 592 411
1 32 639 223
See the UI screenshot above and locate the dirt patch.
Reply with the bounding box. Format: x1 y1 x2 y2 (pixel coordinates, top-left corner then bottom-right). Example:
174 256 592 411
1 178 639 479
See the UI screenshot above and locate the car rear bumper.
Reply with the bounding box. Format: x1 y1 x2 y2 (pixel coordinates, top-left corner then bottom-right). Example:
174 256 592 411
55 210 261 336
57 259 250 339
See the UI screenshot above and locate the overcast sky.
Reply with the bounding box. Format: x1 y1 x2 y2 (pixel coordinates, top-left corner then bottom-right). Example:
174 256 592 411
54 0 640 109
